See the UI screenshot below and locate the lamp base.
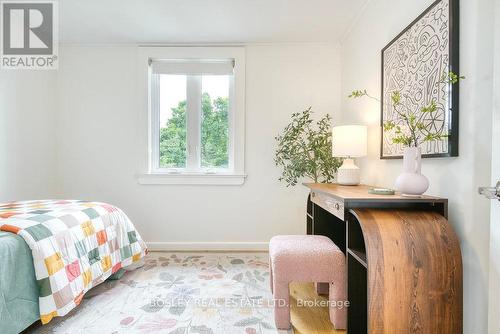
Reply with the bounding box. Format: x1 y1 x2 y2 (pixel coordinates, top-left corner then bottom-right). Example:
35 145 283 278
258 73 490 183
337 158 360 185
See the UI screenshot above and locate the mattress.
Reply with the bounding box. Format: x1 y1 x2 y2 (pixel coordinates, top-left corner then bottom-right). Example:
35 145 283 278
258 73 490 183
0 231 39 334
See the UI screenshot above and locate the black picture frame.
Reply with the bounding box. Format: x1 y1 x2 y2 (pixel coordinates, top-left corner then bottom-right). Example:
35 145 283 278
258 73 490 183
380 0 460 159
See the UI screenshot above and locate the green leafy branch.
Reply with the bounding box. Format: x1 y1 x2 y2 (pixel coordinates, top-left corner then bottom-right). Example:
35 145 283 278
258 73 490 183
440 71 465 84
274 107 343 186
348 89 380 101
348 71 464 148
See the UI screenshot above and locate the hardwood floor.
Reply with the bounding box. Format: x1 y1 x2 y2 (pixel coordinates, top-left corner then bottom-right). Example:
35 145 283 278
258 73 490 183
290 282 346 334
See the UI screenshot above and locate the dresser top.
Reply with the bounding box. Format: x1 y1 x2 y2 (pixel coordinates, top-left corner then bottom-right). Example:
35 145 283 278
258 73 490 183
303 183 447 203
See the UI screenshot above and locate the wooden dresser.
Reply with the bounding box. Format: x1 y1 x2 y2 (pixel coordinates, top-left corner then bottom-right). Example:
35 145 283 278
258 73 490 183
304 183 462 334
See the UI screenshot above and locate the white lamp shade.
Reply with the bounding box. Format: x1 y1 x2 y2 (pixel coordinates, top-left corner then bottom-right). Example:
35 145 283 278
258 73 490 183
332 125 367 157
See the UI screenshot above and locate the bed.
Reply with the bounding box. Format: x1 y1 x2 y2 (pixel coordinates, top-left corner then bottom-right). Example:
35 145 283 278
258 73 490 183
0 200 147 334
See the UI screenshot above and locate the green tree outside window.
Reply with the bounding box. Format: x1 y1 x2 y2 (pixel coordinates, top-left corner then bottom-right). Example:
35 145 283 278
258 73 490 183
160 93 229 168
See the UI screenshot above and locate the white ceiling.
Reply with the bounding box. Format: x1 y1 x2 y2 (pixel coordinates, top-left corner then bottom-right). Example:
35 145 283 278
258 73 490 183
59 0 367 44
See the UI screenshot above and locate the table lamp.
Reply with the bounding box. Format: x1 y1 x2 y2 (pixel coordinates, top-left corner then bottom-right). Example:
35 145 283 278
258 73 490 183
332 125 367 185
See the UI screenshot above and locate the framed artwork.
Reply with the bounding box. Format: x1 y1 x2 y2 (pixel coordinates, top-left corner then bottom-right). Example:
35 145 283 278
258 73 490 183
380 0 459 159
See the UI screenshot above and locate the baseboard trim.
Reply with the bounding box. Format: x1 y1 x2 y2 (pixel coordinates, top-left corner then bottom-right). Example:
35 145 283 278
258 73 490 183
146 241 269 252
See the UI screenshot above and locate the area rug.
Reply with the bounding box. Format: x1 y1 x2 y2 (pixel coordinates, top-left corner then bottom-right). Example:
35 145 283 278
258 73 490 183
30 252 288 334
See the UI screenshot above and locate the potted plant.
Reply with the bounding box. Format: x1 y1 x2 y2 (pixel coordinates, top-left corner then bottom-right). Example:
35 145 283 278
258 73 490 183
275 107 343 186
349 71 464 195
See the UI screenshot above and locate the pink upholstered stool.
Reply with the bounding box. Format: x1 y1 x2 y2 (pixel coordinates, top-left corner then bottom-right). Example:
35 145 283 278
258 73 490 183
269 235 347 330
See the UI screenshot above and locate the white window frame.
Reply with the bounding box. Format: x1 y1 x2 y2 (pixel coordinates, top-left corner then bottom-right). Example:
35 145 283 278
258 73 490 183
137 47 246 185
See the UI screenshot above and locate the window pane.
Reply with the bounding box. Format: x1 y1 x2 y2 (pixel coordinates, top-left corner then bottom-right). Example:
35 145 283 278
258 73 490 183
159 75 187 168
201 75 230 169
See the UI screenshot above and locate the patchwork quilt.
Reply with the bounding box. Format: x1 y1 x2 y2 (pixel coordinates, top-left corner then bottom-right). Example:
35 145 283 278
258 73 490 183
0 200 147 324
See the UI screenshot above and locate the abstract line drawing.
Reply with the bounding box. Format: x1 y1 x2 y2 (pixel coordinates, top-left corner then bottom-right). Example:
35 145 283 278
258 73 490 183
381 0 459 158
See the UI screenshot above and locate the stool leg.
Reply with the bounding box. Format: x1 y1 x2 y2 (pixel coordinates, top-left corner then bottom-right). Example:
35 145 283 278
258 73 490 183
273 280 291 330
328 274 347 329
315 282 329 295
269 258 273 294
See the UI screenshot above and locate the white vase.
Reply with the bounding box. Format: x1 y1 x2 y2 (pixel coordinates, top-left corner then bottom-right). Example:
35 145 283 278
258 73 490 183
395 147 429 196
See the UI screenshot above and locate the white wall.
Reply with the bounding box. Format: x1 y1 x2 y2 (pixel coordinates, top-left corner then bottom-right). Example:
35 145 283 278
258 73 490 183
488 0 500 332
340 0 494 332
0 71 57 202
56 44 341 249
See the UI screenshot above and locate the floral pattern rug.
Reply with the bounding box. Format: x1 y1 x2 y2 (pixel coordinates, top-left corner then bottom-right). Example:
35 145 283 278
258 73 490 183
29 252 290 334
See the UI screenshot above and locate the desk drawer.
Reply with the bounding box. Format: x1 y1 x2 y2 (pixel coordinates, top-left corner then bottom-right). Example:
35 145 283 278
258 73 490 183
311 191 344 220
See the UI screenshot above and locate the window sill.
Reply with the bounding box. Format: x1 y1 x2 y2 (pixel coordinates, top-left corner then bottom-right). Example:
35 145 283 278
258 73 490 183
137 172 247 185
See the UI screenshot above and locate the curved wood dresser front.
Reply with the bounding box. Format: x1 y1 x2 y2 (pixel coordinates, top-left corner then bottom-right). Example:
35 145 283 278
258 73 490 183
350 209 463 334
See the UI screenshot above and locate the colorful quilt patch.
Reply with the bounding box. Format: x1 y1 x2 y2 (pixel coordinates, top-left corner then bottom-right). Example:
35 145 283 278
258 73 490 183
96 229 107 245
0 224 21 233
65 260 81 282
101 255 112 272
45 252 65 275
0 200 147 324
25 224 53 241
82 269 92 287
81 220 95 236
0 212 18 218
37 277 52 297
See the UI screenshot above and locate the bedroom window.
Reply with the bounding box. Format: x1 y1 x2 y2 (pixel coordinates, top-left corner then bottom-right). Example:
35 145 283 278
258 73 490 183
138 47 246 185
152 62 232 171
